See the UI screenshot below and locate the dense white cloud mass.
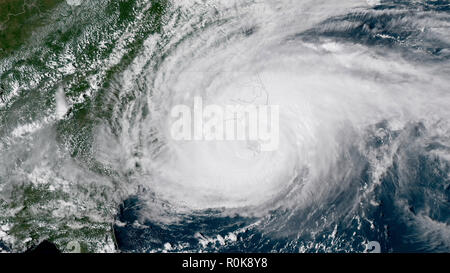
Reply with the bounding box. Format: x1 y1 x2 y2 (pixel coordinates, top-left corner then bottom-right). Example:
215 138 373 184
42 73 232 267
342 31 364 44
0 0 449 252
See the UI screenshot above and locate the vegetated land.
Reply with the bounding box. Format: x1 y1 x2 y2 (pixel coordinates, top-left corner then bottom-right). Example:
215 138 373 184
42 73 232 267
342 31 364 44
0 0 63 58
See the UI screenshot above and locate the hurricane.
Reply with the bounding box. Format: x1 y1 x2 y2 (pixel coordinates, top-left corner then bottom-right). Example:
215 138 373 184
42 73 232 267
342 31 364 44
0 0 449 253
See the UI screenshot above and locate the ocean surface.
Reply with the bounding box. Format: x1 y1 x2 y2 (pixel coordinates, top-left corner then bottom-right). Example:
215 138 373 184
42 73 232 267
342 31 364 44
0 0 449 253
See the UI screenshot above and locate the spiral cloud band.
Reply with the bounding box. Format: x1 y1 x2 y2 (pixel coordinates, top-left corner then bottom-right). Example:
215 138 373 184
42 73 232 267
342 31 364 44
0 0 449 252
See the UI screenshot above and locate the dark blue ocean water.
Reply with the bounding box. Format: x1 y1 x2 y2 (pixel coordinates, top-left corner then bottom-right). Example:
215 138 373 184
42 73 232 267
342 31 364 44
114 121 450 253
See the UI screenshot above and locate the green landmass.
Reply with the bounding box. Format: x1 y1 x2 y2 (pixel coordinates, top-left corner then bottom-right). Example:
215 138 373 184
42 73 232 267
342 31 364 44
0 0 63 58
